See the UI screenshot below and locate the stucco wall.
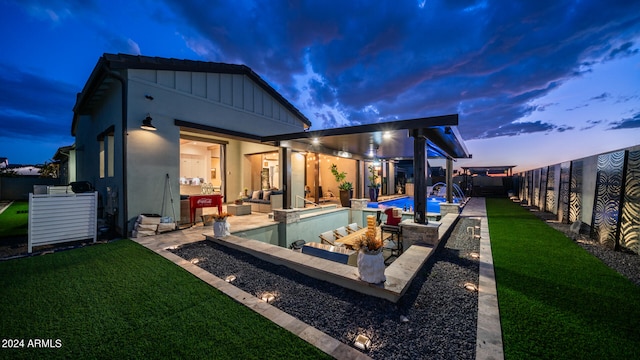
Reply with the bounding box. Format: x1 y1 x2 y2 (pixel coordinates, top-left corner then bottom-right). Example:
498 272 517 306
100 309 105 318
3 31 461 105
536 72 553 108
75 66 309 235
0 177 61 201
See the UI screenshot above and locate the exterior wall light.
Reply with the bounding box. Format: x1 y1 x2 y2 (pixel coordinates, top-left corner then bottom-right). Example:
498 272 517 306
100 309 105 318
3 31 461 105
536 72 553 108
354 334 371 351
141 114 157 131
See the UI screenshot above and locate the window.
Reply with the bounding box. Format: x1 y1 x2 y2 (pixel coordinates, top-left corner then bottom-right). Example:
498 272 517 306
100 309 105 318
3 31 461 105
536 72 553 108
99 140 105 178
98 125 115 178
107 133 114 177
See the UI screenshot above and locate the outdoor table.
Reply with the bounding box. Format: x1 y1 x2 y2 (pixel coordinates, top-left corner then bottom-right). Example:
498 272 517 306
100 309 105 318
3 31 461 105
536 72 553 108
335 227 385 249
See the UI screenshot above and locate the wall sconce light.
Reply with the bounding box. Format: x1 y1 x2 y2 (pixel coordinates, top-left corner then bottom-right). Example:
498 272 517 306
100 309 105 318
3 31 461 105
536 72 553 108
141 114 156 131
354 334 371 351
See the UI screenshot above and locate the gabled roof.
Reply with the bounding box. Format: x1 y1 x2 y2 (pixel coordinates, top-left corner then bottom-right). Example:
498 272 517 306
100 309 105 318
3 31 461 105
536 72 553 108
72 53 311 135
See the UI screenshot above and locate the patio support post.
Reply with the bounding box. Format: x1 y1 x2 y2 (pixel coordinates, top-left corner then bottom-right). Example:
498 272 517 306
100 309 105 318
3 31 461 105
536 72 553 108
283 147 292 209
446 157 453 203
314 152 320 205
411 129 427 224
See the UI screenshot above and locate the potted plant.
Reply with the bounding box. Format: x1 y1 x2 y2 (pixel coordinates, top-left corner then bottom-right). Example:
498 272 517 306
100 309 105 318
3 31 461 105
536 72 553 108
330 164 353 207
368 164 381 202
212 212 232 237
356 225 386 284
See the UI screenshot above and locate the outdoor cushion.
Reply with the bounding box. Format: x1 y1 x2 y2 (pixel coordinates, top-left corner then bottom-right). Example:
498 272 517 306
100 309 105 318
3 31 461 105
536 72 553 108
334 226 348 238
263 190 272 201
251 190 261 200
319 230 336 245
347 223 360 233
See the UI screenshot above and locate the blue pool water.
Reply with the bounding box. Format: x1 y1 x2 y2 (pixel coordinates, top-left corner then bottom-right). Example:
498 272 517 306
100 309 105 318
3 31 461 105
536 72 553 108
367 196 457 213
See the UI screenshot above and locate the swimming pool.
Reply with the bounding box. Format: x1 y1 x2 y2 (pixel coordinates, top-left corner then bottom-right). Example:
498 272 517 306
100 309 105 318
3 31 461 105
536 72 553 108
367 196 458 213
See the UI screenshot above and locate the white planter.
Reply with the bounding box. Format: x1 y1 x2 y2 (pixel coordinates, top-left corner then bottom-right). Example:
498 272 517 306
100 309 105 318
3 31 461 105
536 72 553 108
213 221 230 237
357 248 386 284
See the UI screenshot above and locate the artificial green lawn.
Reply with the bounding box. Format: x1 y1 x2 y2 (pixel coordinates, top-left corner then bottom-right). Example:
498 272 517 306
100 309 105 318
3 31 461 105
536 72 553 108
0 239 330 359
486 198 640 359
0 201 28 238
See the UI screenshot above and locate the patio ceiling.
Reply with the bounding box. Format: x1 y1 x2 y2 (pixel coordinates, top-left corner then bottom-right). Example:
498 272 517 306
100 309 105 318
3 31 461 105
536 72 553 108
261 114 471 160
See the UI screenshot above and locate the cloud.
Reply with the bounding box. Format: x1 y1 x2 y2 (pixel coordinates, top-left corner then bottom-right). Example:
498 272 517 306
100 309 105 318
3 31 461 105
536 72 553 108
580 119 603 130
590 92 611 101
607 41 639 60
608 112 640 129
19 0 98 23
163 0 640 140
0 63 76 142
481 120 574 138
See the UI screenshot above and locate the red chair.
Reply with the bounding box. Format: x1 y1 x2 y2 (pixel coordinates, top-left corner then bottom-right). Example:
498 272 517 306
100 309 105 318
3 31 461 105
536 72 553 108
382 208 403 264
384 207 402 226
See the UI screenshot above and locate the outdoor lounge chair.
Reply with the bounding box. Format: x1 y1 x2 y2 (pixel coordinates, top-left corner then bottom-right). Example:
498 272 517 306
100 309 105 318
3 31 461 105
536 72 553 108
319 230 338 245
334 226 349 238
346 222 362 234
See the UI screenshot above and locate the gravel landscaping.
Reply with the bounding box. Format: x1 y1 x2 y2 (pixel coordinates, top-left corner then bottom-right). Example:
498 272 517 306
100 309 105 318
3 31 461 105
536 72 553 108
170 204 640 359
171 221 480 359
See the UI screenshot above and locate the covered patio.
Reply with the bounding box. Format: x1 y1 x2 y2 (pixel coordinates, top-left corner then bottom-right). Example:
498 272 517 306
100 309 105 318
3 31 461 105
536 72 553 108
262 114 471 223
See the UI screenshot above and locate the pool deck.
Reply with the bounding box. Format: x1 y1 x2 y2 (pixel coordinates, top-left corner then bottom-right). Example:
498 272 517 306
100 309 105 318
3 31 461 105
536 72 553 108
206 212 458 303
134 197 503 360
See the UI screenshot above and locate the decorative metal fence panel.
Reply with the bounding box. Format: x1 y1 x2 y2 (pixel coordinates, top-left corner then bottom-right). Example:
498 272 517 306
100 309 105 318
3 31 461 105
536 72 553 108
619 150 640 254
591 151 625 250
569 159 583 223
545 165 557 213
533 169 540 208
515 146 639 255
539 167 548 210
558 162 571 223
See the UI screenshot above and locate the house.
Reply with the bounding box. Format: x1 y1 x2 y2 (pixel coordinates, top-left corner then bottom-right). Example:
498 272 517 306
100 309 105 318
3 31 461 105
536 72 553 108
71 53 470 237
53 145 75 185
72 53 312 235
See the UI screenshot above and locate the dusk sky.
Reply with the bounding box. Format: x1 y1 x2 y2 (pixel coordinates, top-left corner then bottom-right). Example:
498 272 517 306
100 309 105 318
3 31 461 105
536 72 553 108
1 0 639 172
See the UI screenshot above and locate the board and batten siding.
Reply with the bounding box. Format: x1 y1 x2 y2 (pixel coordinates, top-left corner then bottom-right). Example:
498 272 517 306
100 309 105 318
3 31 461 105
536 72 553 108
28 192 98 253
130 69 300 127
